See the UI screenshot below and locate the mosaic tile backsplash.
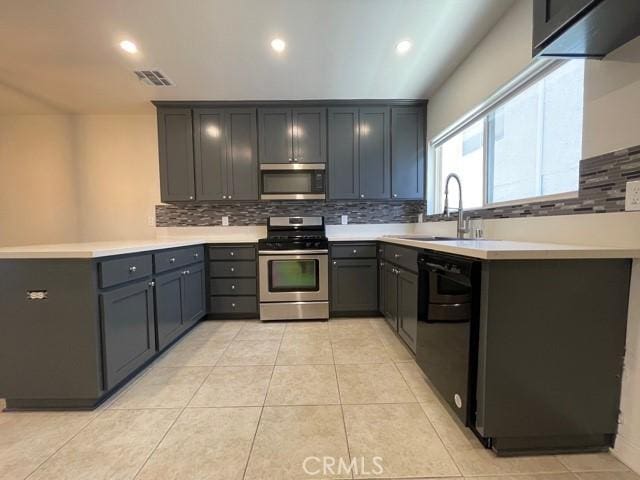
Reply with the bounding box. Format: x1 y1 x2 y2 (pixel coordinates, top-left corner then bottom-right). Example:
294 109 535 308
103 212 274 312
156 200 425 226
156 144 640 227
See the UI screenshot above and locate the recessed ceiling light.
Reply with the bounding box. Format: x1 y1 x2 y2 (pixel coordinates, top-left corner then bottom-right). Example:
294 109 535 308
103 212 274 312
271 38 286 53
396 40 412 55
119 40 138 54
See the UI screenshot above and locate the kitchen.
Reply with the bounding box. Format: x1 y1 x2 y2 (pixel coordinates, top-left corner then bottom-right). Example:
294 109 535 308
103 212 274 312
1 0 640 479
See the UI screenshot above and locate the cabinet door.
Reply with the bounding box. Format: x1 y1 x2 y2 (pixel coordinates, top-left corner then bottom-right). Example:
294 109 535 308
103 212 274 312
193 108 227 201
328 108 359 199
378 259 386 315
258 108 293 164
359 107 390 200
158 108 195 201
155 269 184 351
391 107 424 200
292 108 326 164
226 109 259 200
533 0 594 51
100 280 155 389
383 263 398 331
397 269 418 353
331 258 378 313
182 262 206 326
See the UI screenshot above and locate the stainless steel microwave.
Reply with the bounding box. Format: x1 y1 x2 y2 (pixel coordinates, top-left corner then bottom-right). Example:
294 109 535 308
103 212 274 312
260 163 326 200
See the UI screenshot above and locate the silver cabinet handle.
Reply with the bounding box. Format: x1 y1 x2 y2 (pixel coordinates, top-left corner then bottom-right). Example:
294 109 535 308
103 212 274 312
182 270 187 275
332 261 337 265
189 195 194 200
288 158 292 162
393 193 397 198
352 249 357 254
129 266 137 273
169 257 176 263
231 285 236 290
394 253 400 258
222 195 227 199
230 251 235 256
360 194 364 198
380 261 385 266
228 195 232 199
231 303 236 308
230 267 235 272
148 281 155 287
193 253 199 258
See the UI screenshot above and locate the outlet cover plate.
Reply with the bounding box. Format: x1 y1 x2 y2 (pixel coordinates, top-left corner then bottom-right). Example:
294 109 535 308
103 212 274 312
626 180 640 211
341 215 348 225
222 216 229 226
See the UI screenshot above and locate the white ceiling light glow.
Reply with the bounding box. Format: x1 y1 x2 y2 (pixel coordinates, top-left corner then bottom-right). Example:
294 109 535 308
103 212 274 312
395 40 412 55
270 38 286 53
119 40 138 54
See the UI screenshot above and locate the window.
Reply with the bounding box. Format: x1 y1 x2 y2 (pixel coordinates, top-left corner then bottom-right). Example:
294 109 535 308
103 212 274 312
433 60 584 211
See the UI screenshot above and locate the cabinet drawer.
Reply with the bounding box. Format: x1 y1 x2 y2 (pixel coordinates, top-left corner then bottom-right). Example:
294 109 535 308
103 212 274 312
210 296 257 315
209 246 255 261
154 245 204 274
331 243 377 259
384 244 418 272
99 254 153 289
210 278 257 296
210 261 257 278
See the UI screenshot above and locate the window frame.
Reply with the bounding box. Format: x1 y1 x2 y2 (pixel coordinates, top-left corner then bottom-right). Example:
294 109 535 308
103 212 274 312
430 59 583 214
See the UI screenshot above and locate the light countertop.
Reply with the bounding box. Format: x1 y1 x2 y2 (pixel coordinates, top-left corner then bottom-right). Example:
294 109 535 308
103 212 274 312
0 235 638 260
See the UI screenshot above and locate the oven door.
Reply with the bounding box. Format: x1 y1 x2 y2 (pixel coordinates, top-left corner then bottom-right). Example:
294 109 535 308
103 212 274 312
259 252 328 303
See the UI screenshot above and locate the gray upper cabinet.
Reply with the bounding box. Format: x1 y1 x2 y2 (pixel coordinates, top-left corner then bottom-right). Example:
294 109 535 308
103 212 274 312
258 108 292 164
259 107 326 164
158 108 195 202
194 109 226 201
194 108 259 201
359 107 390 200
328 107 391 200
392 107 425 200
328 108 359 199
226 109 259 200
292 108 327 164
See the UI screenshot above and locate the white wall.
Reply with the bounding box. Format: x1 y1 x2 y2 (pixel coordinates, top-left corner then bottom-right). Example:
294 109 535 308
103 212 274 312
0 115 80 246
425 0 640 472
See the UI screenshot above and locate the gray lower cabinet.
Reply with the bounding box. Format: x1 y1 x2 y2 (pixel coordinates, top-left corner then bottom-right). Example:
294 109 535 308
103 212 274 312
383 262 398 329
194 108 259 201
331 259 378 314
391 107 424 200
208 244 258 318
100 279 156 390
397 269 418 352
154 260 206 350
328 107 390 200
381 243 419 353
155 269 184 350
158 108 195 202
258 107 326 164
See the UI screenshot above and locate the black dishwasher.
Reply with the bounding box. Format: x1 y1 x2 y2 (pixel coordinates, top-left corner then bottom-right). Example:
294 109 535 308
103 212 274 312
417 252 481 426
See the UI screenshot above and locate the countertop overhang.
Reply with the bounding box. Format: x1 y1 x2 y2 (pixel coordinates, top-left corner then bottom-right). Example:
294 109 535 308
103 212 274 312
0 235 638 260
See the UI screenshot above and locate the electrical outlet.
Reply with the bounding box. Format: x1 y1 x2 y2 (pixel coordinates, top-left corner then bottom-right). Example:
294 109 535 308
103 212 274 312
626 180 640 211
418 213 424 223
222 216 229 226
341 215 348 225
147 215 155 227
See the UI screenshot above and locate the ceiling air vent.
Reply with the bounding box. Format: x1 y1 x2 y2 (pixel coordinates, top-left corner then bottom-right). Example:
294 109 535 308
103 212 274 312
134 69 175 86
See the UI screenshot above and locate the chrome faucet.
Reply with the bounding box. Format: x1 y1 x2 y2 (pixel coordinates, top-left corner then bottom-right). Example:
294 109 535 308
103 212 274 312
443 173 469 239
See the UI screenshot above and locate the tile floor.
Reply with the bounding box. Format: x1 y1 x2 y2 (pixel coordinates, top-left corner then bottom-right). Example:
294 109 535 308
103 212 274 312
0 317 637 480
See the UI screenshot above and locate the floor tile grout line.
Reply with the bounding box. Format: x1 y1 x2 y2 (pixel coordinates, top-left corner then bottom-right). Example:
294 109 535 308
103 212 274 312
131 359 214 479
331 330 356 480
132 320 243 479
241 323 284 480
23 410 104 480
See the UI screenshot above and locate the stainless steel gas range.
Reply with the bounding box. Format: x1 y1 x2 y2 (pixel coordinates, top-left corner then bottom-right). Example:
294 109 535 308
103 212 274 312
258 216 329 321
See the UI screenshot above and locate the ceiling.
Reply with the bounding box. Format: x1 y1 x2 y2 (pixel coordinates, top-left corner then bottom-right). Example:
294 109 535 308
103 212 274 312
0 0 514 114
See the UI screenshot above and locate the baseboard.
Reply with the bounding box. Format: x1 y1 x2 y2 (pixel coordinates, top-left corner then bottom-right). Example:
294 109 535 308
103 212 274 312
612 435 640 474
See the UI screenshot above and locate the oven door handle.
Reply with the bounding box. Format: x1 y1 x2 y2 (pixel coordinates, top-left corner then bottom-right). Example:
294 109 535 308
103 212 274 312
423 262 448 273
259 249 328 255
